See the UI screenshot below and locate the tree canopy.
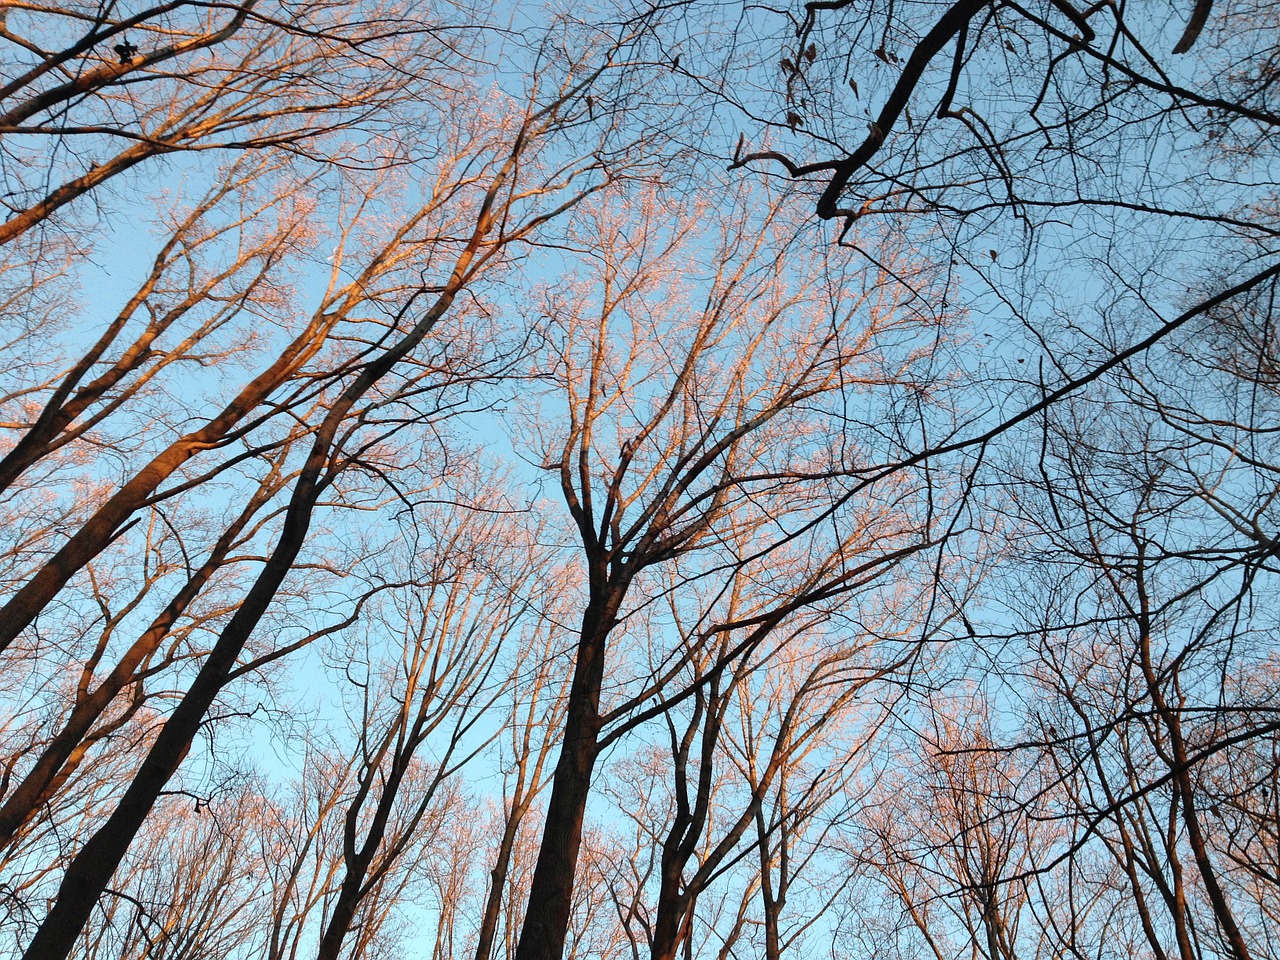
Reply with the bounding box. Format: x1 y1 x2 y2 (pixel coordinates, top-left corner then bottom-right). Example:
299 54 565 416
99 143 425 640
1 1 1277 959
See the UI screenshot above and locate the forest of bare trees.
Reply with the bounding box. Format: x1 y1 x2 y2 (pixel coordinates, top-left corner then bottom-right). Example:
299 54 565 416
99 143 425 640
0 0 1277 958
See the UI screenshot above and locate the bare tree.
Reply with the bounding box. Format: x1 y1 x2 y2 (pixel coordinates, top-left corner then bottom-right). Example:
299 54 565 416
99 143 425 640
848 694 1074 960
312 492 543 960
509 181 958 960
968 269 1280 960
1 7 680 955
0 0 479 244
705 0 1280 540
12 2 1280 957
473 579 577 960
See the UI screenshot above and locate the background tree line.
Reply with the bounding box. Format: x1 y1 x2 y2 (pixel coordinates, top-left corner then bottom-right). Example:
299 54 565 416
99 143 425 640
0 0 1276 958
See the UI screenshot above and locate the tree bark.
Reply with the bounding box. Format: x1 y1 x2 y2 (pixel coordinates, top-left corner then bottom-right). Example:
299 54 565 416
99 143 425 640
20 465 323 960
0 485 270 848
475 791 530 960
512 589 619 960
20 273 470 958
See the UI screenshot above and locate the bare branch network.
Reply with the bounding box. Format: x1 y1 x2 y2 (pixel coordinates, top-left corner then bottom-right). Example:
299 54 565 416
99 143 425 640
0 1 1277 959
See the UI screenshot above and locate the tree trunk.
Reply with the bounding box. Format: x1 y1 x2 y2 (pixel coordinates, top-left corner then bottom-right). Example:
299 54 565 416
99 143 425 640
20 467 321 960
0 488 267 848
649 883 692 960
513 590 619 960
20 277 470 959
316 870 369 960
475 792 530 960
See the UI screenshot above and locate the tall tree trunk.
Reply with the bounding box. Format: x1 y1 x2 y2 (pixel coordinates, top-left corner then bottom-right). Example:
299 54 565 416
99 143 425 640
1136 567 1253 960
20 275 471 960
316 871 370 960
0 484 272 848
475 791 531 960
513 590 619 960
315 717 427 960
756 807 783 960
21 465 324 960
0 310 334 654
649 883 692 960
